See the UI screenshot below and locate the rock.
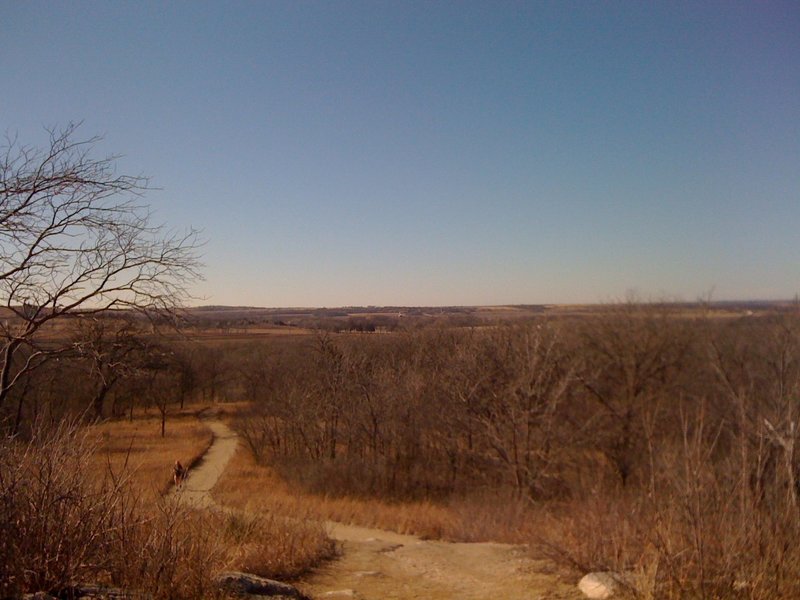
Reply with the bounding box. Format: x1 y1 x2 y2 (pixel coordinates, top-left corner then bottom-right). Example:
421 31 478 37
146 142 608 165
321 591 356 598
578 572 625 599
215 571 305 598
65 584 146 599
23 593 58 600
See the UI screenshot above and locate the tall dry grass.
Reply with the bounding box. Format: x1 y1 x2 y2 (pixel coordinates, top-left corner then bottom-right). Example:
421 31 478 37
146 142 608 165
221 510 336 580
531 406 800 599
214 447 543 543
0 418 227 598
86 406 336 582
1 412 337 598
86 407 213 500
214 448 455 538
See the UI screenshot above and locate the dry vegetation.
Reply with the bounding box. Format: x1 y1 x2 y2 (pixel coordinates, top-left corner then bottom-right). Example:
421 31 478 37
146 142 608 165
0 419 225 599
4 300 800 599
0 122 335 598
227 303 800 599
86 409 213 500
0 412 334 598
220 509 335 581
215 448 460 540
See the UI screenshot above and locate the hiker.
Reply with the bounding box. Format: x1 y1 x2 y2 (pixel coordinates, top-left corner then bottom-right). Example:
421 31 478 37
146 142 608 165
173 460 186 489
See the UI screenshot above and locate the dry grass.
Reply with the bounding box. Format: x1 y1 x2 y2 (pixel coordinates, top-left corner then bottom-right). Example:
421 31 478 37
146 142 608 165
213 448 537 543
1 412 336 597
85 403 335 582
221 510 336 580
111 500 230 600
114 502 333 593
209 400 253 425
0 419 226 599
85 407 213 501
214 449 454 539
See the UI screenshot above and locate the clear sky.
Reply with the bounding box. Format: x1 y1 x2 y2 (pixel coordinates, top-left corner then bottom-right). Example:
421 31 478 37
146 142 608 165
2 1 798 307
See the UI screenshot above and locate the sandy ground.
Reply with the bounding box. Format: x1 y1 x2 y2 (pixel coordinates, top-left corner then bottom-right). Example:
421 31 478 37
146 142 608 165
177 420 582 600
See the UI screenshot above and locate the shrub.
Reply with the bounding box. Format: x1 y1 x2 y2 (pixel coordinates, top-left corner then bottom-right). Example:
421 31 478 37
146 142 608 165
0 419 226 599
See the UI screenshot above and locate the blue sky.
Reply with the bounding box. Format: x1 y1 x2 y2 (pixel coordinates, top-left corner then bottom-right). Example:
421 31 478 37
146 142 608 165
2 1 798 306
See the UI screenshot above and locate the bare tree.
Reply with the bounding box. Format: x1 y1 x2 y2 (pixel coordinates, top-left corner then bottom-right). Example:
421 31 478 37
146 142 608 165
0 123 201 410
72 315 147 419
473 325 574 499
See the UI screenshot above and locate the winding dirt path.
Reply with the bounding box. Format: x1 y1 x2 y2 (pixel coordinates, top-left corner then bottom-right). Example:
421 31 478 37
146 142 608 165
179 420 581 600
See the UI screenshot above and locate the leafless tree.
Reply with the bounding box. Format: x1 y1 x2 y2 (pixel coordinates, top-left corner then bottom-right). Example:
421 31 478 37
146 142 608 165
473 325 574 499
0 123 201 411
72 315 147 419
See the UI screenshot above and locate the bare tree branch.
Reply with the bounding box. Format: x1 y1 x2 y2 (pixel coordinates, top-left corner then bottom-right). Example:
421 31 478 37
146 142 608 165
0 123 202 408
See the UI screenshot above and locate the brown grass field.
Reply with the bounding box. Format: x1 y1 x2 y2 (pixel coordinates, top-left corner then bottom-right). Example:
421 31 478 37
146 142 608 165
213 445 543 545
214 447 456 539
82 405 336 583
85 407 214 501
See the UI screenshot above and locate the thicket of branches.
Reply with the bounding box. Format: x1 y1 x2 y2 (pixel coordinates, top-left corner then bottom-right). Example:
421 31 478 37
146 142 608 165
232 306 800 599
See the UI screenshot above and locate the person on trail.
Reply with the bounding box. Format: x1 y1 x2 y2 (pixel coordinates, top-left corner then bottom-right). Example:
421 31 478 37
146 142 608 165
173 460 186 490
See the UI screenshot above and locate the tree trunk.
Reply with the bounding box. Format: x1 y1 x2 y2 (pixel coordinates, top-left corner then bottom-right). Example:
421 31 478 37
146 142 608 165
0 340 21 410
93 384 110 420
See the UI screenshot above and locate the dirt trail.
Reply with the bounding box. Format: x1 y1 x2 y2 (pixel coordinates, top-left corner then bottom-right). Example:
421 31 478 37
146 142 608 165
172 419 238 509
179 420 581 600
302 522 581 600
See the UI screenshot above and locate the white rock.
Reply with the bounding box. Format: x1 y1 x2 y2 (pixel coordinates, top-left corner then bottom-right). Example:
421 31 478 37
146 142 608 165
322 591 356 598
578 572 622 599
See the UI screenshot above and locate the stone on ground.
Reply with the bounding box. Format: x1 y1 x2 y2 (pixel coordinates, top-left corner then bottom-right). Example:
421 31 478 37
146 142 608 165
215 571 304 598
65 584 144 599
578 571 624 599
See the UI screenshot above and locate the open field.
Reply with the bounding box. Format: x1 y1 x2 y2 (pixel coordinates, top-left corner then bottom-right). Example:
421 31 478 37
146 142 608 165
2 300 791 354
179 300 794 335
